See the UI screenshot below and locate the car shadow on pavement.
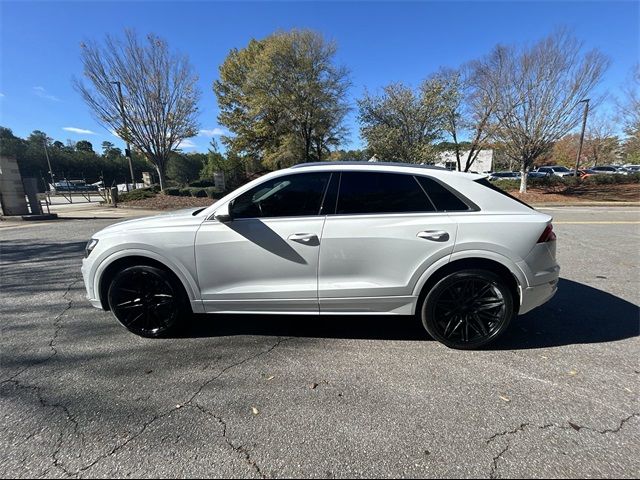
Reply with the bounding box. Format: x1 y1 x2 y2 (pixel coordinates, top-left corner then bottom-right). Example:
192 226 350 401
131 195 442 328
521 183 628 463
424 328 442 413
493 278 639 350
184 278 639 349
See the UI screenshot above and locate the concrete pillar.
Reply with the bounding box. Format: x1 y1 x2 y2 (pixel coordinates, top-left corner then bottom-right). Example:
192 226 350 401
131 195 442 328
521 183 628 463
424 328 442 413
0 156 29 216
23 177 43 215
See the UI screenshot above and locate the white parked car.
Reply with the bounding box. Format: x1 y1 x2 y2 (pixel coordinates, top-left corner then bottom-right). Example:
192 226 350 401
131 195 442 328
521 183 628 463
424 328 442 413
533 166 573 177
81 162 559 349
591 165 630 175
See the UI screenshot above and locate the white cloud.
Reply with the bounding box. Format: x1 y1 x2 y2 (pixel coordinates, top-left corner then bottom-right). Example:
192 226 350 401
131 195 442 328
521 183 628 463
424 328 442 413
63 127 96 135
0 93 4 98
199 128 226 137
178 139 197 149
33 86 61 102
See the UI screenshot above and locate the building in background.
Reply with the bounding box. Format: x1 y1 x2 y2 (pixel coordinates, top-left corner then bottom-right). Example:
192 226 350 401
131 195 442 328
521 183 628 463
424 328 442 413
435 150 494 173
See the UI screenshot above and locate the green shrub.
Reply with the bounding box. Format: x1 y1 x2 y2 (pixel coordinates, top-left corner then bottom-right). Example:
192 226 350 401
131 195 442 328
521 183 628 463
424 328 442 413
164 187 181 196
192 188 208 198
204 187 218 199
584 172 640 184
118 189 156 202
179 188 192 197
189 179 215 188
491 179 520 190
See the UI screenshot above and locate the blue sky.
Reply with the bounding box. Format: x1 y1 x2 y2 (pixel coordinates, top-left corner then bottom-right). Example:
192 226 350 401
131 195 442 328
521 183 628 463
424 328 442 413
0 1 638 153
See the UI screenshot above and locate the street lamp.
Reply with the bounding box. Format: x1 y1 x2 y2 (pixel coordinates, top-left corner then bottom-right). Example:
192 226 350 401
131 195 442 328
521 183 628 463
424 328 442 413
110 80 135 191
574 98 590 177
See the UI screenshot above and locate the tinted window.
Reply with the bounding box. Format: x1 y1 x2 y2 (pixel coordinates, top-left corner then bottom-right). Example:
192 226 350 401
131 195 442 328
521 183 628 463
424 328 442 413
320 172 339 215
415 176 471 211
230 172 330 219
336 172 433 215
474 178 532 209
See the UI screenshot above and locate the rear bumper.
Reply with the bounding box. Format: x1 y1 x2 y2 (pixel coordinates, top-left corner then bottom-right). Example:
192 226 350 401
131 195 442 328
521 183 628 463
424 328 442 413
519 277 558 315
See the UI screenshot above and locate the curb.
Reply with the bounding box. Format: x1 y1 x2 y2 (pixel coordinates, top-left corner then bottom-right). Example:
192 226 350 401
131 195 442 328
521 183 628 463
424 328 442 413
0 213 59 222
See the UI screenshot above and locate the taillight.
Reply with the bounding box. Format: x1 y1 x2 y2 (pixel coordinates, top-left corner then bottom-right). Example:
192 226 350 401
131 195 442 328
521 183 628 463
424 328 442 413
537 224 556 243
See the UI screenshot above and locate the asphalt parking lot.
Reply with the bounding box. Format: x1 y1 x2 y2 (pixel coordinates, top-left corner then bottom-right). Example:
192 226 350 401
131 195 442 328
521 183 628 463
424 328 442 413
1 206 639 479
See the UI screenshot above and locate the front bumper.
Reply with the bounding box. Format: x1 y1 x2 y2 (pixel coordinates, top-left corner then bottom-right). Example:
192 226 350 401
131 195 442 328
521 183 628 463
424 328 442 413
81 258 103 309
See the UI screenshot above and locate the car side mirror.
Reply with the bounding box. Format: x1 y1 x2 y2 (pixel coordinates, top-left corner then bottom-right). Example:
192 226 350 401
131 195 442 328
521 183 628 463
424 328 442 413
214 203 232 223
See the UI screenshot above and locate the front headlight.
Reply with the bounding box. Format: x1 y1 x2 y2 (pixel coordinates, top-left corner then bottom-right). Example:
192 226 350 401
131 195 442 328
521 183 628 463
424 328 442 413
85 238 99 258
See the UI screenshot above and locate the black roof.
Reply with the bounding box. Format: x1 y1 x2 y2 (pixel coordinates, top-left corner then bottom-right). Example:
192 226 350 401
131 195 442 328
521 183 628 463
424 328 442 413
290 161 447 170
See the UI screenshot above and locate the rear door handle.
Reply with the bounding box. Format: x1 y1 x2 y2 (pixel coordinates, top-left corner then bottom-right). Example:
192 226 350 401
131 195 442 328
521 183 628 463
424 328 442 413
288 233 319 245
417 230 450 242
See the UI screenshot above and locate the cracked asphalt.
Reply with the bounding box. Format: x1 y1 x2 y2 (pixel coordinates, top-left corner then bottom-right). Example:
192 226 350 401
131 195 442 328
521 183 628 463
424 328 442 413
1 206 639 478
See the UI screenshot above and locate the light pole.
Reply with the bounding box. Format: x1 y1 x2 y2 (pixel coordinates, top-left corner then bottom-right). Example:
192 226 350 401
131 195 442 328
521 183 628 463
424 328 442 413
110 81 135 191
43 140 55 189
574 98 590 177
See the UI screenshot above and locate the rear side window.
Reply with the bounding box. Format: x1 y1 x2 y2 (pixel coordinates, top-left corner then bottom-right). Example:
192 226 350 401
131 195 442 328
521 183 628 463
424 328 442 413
337 172 434 214
415 176 470 211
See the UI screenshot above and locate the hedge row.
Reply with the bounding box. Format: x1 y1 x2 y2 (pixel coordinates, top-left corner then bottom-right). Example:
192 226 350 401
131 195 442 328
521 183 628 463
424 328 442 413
163 186 219 198
118 185 161 202
493 173 640 191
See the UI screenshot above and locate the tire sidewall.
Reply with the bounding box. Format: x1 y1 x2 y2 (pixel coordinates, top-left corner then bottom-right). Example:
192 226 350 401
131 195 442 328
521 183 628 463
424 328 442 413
421 269 514 349
107 265 187 338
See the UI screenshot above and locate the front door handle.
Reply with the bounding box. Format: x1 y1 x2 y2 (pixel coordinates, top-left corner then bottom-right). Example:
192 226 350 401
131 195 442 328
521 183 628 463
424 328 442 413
288 233 319 245
417 230 450 242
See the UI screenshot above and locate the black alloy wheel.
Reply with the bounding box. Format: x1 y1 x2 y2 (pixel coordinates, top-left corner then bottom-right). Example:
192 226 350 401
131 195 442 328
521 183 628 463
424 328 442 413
107 265 187 338
421 269 514 349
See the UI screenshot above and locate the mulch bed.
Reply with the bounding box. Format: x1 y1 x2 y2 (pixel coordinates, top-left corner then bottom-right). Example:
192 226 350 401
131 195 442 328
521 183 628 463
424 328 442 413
507 183 640 204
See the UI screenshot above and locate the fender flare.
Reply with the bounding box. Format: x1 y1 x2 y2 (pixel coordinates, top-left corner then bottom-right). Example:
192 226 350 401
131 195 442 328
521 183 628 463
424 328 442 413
93 248 201 304
411 249 528 299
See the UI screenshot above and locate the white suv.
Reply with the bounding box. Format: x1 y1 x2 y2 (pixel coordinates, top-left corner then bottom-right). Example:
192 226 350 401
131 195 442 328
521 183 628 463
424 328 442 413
81 162 559 349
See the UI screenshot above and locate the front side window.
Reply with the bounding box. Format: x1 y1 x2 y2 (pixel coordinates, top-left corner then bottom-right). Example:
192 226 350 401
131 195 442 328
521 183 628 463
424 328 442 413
230 172 331 219
336 172 434 215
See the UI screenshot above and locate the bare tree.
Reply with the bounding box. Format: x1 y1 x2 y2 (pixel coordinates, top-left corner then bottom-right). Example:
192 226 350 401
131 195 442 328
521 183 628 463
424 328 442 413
584 115 619 167
617 64 640 135
75 30 200 190
484 30 609 192
432 65 498 172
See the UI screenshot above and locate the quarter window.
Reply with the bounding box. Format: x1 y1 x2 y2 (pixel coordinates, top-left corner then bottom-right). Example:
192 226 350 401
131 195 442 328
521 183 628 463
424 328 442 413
230 172 331 219
415 176 470 211
336 172 434 214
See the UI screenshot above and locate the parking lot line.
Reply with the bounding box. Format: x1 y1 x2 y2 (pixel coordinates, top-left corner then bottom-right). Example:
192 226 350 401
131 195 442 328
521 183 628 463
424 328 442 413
554 221 640 224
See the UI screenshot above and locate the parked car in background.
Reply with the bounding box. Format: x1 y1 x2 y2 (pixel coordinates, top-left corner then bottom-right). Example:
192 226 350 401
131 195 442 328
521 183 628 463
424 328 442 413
488 171 521 181
533 166 573 177
591 166 630 175
50 180 99 192
528 170 550 179
576 169 599 178
622 164 640 173
82 162 559 350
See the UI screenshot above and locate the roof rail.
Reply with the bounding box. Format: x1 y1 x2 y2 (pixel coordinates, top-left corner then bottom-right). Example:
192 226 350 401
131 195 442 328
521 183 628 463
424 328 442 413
289 161 447 170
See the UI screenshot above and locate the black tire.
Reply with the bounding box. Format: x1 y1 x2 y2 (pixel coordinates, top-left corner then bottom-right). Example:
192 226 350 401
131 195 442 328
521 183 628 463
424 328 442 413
421 269 515 349
107 265 189 338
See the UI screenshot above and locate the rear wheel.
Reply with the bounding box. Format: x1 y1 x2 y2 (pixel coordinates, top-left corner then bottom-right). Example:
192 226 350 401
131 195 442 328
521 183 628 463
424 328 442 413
107 265 188 338
421 269 515 349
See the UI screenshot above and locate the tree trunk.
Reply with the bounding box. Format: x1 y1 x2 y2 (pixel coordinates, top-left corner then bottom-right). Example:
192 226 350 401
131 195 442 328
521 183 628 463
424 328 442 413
519 165 528 193
156 164 166 191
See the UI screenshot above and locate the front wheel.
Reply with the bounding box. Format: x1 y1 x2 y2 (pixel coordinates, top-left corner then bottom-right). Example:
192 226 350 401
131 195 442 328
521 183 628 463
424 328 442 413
421 269 515 349
107 265 188 338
